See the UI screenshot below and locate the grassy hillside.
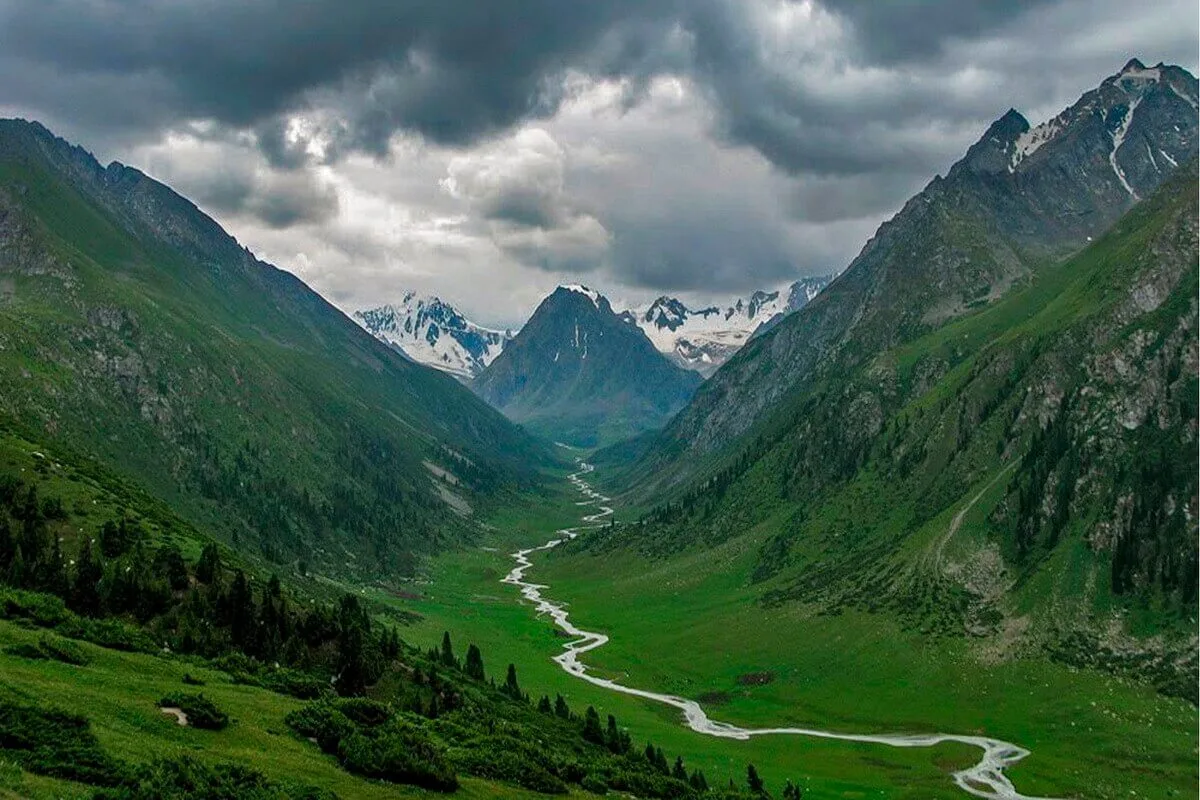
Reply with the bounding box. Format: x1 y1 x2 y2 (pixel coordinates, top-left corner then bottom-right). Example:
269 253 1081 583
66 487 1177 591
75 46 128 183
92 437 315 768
581 169 1198 668
0 119 550 579
0 425 787 800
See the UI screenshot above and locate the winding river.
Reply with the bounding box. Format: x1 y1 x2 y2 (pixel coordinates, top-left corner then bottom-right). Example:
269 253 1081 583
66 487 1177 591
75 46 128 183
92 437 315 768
501 463 1052 800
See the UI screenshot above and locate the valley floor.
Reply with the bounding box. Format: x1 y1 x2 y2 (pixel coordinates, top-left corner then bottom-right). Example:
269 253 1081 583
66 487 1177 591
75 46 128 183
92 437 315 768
375 471 1198 800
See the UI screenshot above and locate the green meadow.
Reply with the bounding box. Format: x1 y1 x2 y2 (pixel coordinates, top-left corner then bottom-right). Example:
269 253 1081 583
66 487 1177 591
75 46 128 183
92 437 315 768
373 481 1197 800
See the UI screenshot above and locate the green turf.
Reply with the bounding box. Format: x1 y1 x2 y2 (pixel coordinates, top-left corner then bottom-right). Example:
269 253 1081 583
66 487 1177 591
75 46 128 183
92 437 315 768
366 480 1197 800
0 618 568 800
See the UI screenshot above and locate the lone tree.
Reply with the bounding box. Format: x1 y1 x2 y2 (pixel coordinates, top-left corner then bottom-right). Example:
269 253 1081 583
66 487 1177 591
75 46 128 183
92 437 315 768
554 694 571 719
502 663 522 700
440 631 455 667
465 643 485 680
582 706 605 743
747 763 765 795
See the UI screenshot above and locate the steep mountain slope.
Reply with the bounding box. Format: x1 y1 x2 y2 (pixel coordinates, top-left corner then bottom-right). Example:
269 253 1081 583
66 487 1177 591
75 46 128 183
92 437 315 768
636 59 1197 482
475 285 702 447
0 119 548 578
623 277 834 377
752 275 836 339
355 293 512 380
587 162 1198 690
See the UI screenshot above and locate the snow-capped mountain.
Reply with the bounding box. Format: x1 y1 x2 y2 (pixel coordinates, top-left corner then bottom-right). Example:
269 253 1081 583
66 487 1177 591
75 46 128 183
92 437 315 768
354 293 512 380
622 275 835 376
475 285 701 446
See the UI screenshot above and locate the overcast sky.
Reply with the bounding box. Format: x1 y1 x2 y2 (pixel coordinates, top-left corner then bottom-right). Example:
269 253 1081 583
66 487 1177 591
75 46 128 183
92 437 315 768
1 1 1196 327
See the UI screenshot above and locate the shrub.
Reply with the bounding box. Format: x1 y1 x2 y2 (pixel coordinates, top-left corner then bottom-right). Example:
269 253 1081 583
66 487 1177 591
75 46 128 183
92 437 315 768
338 725 458 793
0 700 126 786
333 697 390 727
97 754 335 800
37 635 89 665
451 747 567 794
182 673 205 686
581 774 609 795
159 693 229 731
3 642 48 661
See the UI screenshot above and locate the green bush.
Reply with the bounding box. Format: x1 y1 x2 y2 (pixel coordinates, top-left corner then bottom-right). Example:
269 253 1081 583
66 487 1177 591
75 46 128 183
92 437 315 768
337 726 458 793
333 697 391 727
37 635 89 665
159 692 229 731
451 747 567 794
581 774 609 795
97 754 335 800
0 699 126 786
286 700 456 792
3 642 48 661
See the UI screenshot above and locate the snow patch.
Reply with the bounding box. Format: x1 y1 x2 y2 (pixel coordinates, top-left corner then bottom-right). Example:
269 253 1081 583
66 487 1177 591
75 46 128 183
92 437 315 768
354 293 511 379
1108 96 1142 198
1009 117 1063 171
561 284 602 308
1168 82 1199 111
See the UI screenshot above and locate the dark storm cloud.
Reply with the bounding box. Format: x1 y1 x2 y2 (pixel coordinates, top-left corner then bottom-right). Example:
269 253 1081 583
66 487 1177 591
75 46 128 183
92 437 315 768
0 0 1056 170
817 1 1060 63
0 0 1194 304
0 0 683 156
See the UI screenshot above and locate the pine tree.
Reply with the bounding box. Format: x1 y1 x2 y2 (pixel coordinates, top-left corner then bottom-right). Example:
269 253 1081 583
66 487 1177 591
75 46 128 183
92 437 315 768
440 631 456 668
782 779 803 800
605 714 621 752
42 535 68 597
70 539 103 617
153 544 189 591
503 663 521 699
7 545 25 587
465 643 485 680
0 518 14 573
554 693 571 719
672 756 688 781
427 693 440 719
196 543 222 585
228 570 255 648
689 770 708 792
583 707 605 744
537 695 553 714
654 747 668 774
335 594 372 696
747 763 765 795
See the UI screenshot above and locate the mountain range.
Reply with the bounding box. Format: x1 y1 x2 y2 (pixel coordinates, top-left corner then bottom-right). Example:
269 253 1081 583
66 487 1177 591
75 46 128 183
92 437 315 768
474 285 703 447
355 293 512 380
354 275 833 382
0 118 546 577
592 58 1198 670
621 275 834 377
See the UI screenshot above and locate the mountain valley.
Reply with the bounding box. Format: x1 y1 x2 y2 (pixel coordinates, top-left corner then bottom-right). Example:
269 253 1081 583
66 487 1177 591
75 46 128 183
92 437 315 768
0 48 1195 800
